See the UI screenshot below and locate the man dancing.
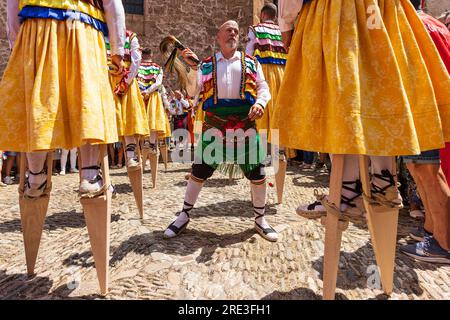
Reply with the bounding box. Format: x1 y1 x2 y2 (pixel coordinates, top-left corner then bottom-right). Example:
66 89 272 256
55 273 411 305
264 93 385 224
163 20 277 242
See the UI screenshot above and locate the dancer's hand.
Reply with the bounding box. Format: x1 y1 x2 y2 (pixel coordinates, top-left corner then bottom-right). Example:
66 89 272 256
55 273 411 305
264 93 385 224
110 54 124 76
248 104 264 121
181 49 199 69
281 30 294 50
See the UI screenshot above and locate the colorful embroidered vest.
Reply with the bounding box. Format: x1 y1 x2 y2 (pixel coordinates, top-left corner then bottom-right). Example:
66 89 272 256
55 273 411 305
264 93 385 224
106 31 137 70
199 52 258 111
19 0 107 35
251 22 287 65
137 62 162 93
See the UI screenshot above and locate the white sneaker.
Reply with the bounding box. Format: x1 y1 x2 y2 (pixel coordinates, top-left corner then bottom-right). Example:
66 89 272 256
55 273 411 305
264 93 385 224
410 209 425 219
254 221 278 242
3 176 13 185
59 170 66 176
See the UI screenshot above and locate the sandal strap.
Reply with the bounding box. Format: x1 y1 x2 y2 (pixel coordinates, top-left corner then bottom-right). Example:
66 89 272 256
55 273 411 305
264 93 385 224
29 169 46 175
341 180 362 208
167 220 189 234
82 165 101 171
126 144 137 152
372 170 397 195
307 201 323 211
180 201 193 218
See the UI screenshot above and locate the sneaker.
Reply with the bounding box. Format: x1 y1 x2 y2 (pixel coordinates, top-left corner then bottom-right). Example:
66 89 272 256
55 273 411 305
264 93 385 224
409 224 425 242
3 176 13 185
400 234 450 264
254 221 278 242
410 209 425 220
59 170 66 176
315 162 325 169
70 168 79 174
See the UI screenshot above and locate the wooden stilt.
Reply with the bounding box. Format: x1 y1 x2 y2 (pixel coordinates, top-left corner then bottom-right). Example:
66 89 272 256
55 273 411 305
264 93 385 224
159 140 169 172
149 150 158 189
359 156 398 295
19 152 53 275
127 137 144 219
274 153 287 204
322 154 348 300
80 145 111 295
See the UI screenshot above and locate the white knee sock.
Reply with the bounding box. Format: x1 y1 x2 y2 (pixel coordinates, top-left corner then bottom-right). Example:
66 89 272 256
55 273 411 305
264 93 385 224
170 178 203 228
60 149 69 172
251 181 271 229
70 148 77 170
80 144 100 181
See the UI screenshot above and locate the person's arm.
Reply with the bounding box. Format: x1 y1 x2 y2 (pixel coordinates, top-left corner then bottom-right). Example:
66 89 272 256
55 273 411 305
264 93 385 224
103 0 125 57
245 28 257 56
181 48 202 97
147 71 163 93
185 69 202 98
254 61 271 109
126 36 141 85
278 0 303 32
180 98 190 109
7 0 20 49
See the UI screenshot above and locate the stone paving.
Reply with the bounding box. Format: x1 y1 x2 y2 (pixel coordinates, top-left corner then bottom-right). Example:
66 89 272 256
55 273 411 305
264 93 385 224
0 161 449 300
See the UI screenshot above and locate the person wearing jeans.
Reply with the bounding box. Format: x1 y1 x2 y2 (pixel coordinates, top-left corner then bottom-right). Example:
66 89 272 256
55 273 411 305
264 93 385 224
400 150 450 264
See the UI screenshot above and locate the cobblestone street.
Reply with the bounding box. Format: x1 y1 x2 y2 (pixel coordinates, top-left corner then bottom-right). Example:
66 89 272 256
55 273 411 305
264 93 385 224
0 161 449 300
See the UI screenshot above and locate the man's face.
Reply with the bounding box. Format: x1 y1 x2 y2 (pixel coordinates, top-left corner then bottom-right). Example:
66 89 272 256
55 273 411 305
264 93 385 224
217 21 239 50
175 92 182 100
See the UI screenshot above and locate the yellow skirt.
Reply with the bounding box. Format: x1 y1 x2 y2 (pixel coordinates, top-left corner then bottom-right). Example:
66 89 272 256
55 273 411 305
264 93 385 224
257 64 284 131
109 76 149 138
145 91 171 138
272 0 450 156
259 64 296 158
0 18 118 152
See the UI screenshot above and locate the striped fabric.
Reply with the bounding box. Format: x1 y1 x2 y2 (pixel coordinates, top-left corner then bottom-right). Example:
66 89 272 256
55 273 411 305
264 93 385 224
137 62 162 92
199 52 258 110
252 22 287 65
19 0 106 27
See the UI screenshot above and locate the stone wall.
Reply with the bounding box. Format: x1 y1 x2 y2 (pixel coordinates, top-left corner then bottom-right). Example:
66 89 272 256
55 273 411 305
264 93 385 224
426 0 450 17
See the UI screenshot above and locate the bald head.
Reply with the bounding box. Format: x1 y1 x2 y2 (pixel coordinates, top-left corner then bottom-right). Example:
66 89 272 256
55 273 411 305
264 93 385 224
218 20 239 34
217 20 240 52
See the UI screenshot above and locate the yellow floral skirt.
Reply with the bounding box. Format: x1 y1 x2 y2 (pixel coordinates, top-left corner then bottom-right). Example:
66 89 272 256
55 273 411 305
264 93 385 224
0 18 118 152
272 0 450 156
109 76 149 138
145 91 171 138
259 64 296 158
257 64 284 131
